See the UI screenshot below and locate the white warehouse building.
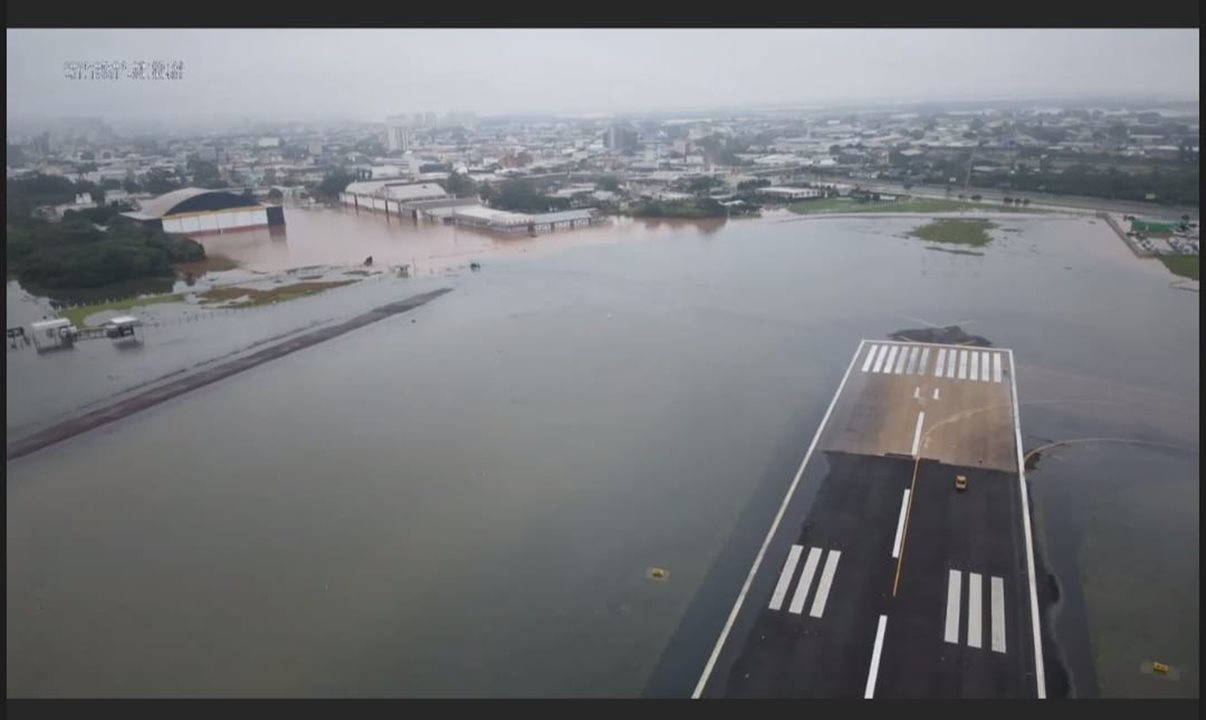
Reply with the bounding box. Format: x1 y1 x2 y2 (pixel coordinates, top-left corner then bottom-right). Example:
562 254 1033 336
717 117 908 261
121 187 285 235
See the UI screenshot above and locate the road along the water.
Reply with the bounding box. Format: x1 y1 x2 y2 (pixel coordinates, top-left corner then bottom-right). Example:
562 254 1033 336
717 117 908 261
6 288 452 461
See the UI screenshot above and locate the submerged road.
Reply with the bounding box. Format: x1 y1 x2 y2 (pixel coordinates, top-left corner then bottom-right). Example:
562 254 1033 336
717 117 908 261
695 340 1046 698
6 288 452 461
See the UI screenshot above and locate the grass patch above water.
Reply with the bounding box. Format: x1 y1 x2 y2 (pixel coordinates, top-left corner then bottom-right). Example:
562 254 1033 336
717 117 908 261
61 293 185 328
175 254 239 276
788 197 1029 216
908 219 997 247
1157 255 1199 281
198 280 356 308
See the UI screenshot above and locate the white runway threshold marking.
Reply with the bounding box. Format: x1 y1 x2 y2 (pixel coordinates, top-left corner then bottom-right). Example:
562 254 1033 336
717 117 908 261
967 572 984 649
891 489 911 558
992 576 1007 654
934 348 947 377
993 352 1003 383
880 346 899 374
981 351 992 382
894 346 909 374
768 545 804 611
905 346 920 375
945 570 962 644
789 547 823 615
864 615 888 699
809 550 841 618
958 350 969 380
862 345 879 373
910 411 925 457
872 345 889 373
969 351 980 382
946 348 957 378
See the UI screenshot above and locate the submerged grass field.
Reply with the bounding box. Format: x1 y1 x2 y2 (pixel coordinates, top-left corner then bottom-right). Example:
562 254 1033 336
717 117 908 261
788 197 1030 216
198 280 356 308
1157 255 1200 281
61 293 185 328
908 219 997 247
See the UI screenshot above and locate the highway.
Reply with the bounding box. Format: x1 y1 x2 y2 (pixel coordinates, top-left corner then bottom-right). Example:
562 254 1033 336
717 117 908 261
693 340 1045 698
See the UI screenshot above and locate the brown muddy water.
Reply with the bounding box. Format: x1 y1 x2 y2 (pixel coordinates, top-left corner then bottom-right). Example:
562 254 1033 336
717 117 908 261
7 208 1198 697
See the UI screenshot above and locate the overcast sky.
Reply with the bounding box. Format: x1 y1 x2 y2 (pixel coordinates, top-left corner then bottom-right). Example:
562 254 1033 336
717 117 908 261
6 29 1200 122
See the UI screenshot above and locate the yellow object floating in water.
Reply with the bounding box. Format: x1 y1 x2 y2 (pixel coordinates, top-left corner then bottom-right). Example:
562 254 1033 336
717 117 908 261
647 567 669 581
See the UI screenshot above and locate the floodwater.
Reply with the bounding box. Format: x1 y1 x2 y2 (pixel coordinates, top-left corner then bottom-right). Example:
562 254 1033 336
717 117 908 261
6 209 1199 697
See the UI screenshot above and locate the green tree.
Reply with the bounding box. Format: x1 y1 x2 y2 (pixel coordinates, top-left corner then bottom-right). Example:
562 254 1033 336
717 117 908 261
316 169 355 199
443 172 476 197
598 175 621 192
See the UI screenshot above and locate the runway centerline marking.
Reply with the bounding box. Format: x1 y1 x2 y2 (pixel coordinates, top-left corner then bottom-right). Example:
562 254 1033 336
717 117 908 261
864 615 888 699
933 387 940 400
891 489 911 559
788 547 823 615
768 545 804 611
945 569 962 644
910 411 925 457
809 550 841 618
913 386 920 399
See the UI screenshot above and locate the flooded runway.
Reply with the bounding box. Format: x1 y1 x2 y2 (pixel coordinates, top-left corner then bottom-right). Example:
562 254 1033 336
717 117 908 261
7 211 1199 697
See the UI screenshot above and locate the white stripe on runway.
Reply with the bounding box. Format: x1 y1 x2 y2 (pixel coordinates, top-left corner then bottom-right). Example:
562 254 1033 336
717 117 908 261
967 572 983 649
861 345 879 373
969 350 980 382
891 489 911 559
933 387 940 400
788 547 822 615
913 386 920 399
957 350 969 380
768 545 804 611
992 576 1007 653
871 344 889 373
993 352 1003 383
880 346 898 374
893 346 909 374
864 615 888 699
934 348 947 377
905 346 920 375
944 569 962 644
918 347 930 376
981 351 992 382
946 348 957 378
809 550 841 618
910 411 925 457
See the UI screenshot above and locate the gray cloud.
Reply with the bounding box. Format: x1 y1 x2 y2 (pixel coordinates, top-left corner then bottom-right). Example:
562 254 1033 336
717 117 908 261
6 28 1200 121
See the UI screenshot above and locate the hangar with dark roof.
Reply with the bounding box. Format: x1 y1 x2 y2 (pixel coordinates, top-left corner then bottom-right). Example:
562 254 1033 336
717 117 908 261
122 188 285 234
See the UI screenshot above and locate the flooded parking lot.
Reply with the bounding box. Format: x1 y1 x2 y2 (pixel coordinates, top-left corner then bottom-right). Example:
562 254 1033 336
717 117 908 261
6 209 1198 696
